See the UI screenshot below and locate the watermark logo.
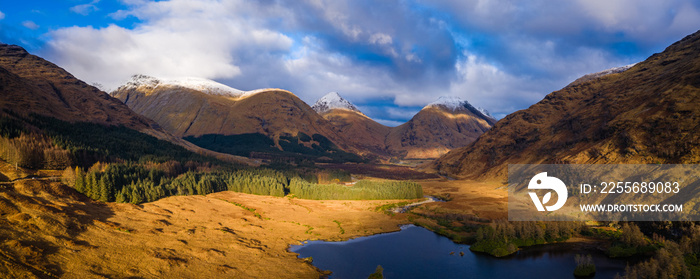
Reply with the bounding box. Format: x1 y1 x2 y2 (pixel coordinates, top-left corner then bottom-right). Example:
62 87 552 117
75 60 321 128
528 172 567 211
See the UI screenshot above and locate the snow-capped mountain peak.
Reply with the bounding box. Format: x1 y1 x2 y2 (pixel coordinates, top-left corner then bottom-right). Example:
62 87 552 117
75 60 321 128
426 96 468 111
312 92 361 114
425 96 495 120
120 75 244 97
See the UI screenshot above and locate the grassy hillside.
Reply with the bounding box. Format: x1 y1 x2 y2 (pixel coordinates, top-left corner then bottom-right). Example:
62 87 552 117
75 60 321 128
432 30 700 180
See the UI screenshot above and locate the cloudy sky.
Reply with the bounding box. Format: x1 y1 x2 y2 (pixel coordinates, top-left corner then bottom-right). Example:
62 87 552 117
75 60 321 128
1 0 699 125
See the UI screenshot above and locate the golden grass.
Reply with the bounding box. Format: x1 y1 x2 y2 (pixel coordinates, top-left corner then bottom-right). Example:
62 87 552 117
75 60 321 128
0 161 507 278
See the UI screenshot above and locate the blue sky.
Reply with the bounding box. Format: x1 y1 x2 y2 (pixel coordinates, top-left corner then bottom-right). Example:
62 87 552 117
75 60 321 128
1 0 699 126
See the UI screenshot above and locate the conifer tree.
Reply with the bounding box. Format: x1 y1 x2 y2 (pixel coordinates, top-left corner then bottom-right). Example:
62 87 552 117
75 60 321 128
99 176 110 202
74 167 85 193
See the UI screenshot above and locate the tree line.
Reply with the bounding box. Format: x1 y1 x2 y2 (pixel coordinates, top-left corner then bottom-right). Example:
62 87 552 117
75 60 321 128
471 220 584 257
0 112 221 169
62 164 290 203
289 178 423 200
0 133 72 170
62 163 422 204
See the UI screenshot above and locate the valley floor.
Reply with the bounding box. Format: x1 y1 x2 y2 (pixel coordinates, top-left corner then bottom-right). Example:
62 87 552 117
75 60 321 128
0 168 507 278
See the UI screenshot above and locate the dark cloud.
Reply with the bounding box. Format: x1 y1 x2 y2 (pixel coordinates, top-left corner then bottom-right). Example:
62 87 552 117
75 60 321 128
272 0 459 82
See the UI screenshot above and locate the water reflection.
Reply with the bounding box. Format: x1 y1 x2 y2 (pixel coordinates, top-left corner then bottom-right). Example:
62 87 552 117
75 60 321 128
290 224 630 279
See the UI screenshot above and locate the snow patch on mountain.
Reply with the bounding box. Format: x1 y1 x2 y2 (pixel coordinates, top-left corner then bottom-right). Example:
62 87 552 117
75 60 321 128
584 63 636 79
426 96 495 120
476 107 495 120
121 75 245 97
426 96 467 111
570 63 637 86
312 92 361 114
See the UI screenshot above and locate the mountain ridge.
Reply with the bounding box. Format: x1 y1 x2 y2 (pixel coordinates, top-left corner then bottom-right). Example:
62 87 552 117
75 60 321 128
0 44 153 130
0 44 253 165
386 98 497 159
112 80 367 162
431 30 700 180
114 83 498 161
310 93 498 159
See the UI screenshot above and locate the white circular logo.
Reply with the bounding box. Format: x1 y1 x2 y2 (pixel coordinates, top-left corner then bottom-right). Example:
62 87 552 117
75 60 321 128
528 172 568 211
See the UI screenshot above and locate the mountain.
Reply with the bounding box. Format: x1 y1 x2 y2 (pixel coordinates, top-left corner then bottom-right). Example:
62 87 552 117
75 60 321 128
0 44 251 165
113 75 329 138
312 92 391 159
0 44 154 131
113 76 497 162
432 30 700 180
123 74 246 97
311 92 362 114
310 93 496 160
385 96 497 159
112 76 362 162
0 44 186 145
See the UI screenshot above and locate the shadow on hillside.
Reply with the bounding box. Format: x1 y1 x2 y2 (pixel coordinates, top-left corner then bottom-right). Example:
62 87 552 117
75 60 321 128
0 179 118 277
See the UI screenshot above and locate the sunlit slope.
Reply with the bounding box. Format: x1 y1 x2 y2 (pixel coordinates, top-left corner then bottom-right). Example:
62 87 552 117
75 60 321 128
432 31 700 180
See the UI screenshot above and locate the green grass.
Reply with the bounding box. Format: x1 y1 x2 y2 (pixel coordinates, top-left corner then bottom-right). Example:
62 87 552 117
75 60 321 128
220 199 263 220
303 224 314 234
115 227 132 233
291 178 423 200
375 201 413 215
333 220 345 234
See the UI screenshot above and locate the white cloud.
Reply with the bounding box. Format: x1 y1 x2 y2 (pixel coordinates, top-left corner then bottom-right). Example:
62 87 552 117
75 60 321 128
426 0 700 44
22 21 39 30
405 53 422 63
571 0 700 43
668 2 700 35
42 0 700 122
47 0 292 90
573 0 693 36
369 33 393 45
0 10 5 20
386 107 421 119
375 119 404 127
281 42 396 100
71 0 100 16
444 54 544 118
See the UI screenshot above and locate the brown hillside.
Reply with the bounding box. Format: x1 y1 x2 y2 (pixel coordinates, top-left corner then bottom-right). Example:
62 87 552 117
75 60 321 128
387 105 496 159
0 44 152 130
320 108 391 159
432 30 700 180
112 83 355 153
0 44 252 164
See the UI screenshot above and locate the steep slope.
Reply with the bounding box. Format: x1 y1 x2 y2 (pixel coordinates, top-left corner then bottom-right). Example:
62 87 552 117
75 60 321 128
0 44 251 165
112 77 361 161
386 96 497 159
0 44 153 130
568 64 636 86
432 31 700 180
312 92 391 159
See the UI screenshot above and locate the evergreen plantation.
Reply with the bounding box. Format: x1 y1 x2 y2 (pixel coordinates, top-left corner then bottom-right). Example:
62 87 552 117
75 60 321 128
61 164 423 204
63 165 288 203
290 179 423 200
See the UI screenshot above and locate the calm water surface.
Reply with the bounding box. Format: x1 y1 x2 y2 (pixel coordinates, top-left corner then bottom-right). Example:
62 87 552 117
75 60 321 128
290 225 629 279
